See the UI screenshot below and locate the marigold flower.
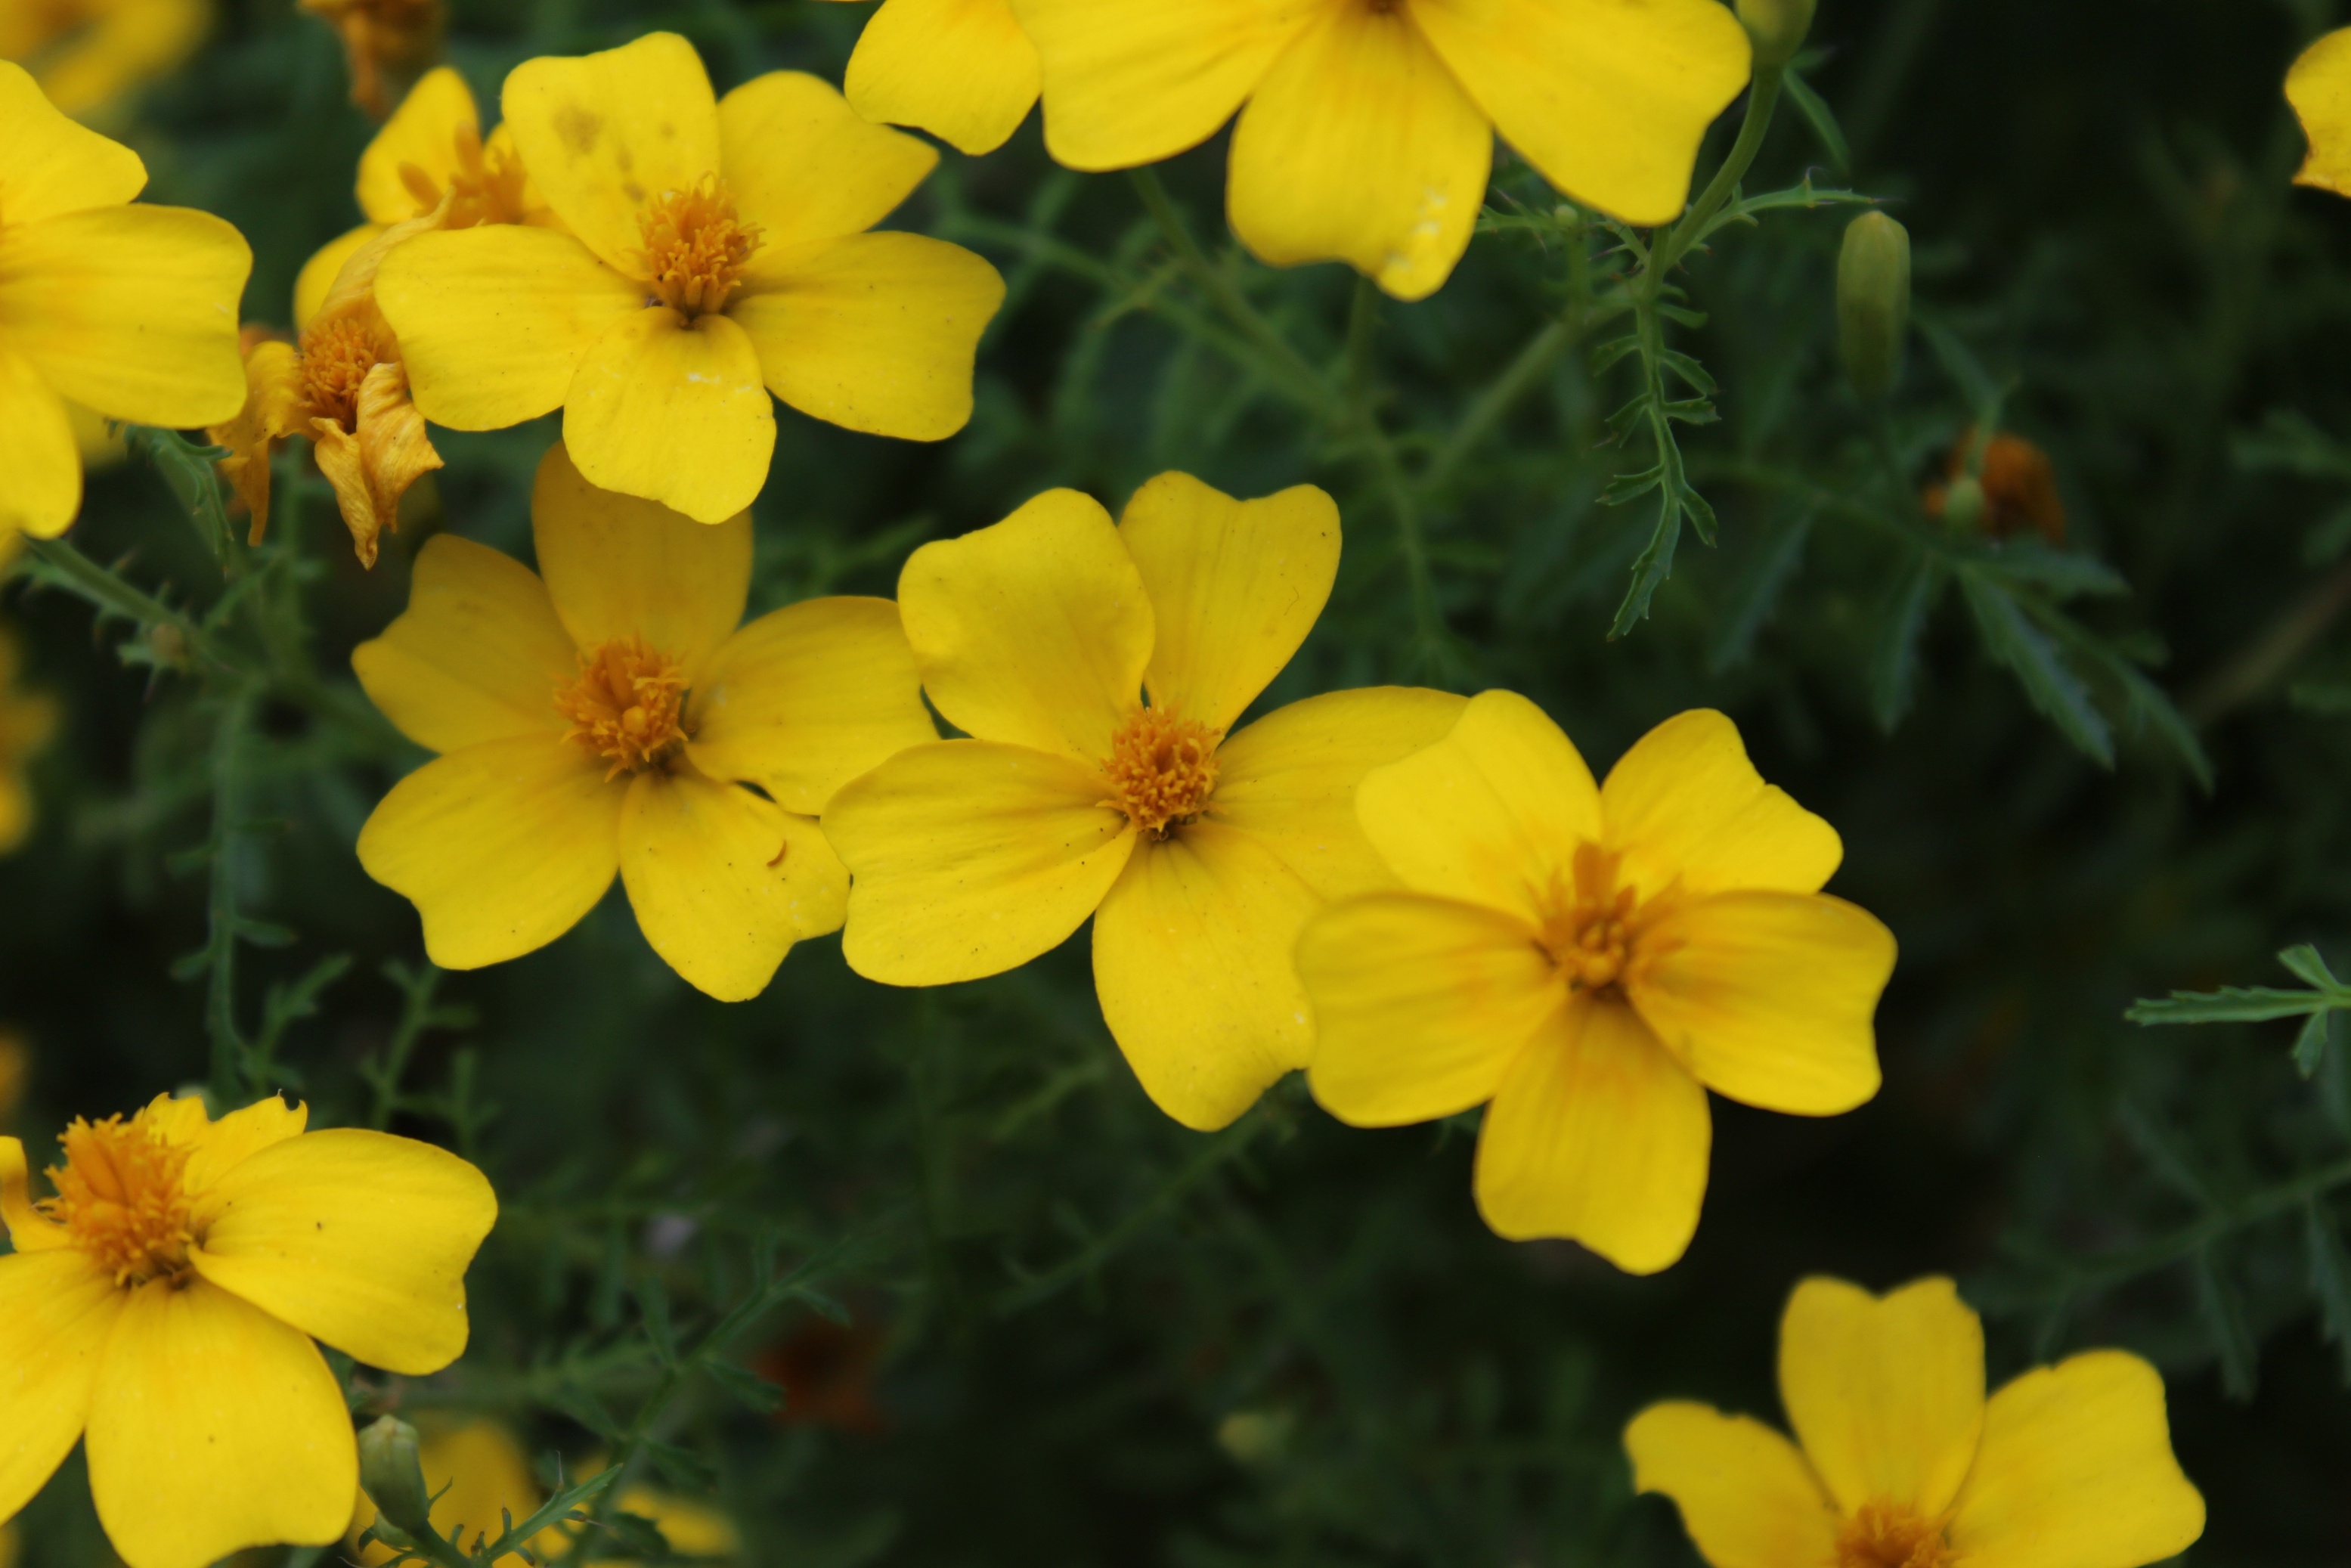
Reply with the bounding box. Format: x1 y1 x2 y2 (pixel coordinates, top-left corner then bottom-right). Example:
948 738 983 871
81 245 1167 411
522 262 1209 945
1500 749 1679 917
0 624 60 855
2290 27 2351 199
1014 0 1753 301
353 442 936 1000
0 0 207 119
824 474 1465 1130
299 0 438 120
0 1090 497 1568
1296 693 1895 1271
374 32 1006 524
0 61 250 544
1625 1276 2205 1568
814 0 1039 156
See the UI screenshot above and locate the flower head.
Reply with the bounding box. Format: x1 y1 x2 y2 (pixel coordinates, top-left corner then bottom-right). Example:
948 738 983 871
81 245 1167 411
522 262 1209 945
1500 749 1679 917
0 1091 497 1568
1297 693 1896 1270
1625 1276 2205 1568
375 32 1007 523
824 473 1464 1130
0 0 208 119
352 442 937 1001
299 0 439 119
816 0 1040 156
0 624 60 854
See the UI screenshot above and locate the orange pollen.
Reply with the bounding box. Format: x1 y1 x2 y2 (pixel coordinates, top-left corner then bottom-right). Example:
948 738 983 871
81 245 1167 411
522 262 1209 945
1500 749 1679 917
633 177 761 316
297 315 392 430
398 121 534 229
43 1114 197 1288
1538 842 1656 995
1835 1504 1956 1568
1101 707 1221 838
555 636 690 778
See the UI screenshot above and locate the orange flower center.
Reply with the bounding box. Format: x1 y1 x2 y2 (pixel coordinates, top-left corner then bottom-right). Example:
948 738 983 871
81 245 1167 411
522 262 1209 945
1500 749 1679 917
1536 843 1670 996
299 315 393 431
1836 1504 1955 1568
556 636 690 777
398 121 534 229
44 1114 197 1287
633 178 762 317
1101 707 1221 838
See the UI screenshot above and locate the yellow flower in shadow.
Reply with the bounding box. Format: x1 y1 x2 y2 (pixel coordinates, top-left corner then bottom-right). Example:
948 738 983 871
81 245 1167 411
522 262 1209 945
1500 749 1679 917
813 0 1039 156
0 0 207 121
0 625 60 855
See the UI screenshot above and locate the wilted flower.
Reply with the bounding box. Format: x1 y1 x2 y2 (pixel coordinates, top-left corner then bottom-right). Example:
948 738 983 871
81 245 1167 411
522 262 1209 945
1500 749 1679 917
299 0 438 119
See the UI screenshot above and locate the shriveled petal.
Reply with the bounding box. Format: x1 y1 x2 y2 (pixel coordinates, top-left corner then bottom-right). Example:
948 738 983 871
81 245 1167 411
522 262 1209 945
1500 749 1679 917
503 32 722 274
1777 1275 1985 1520
843 0 1040 157
719 70 940 253
1299 891 1556 1126
358 64 479 224
730 231 1002 443
86 1278 354 1568
0 205 250 428
353 535 577 754
1472 995 1709 1272
0 342 79 541
895 488 1151 761
311 361 444 568
0 1250 123 1523
827 739 1136 985
1118 472 1337 733
1018 0 1308 170
1410 0 1752 228
207 339 305 541
1628 891 1892 1116
1948 1350 2206 1568
0 60 147 225
1601 708 1842 900
1228 5 1488 301
293 225 379 333
1092 822 1322 1130
563 308 776 525
619 767 847 1002
355 736 627 970
531 440 751 674
687 596 937 814
1622 1401 1838 1568
1357 688 1599 923
376 225 644 431
1211 686 1469 899
2288 26 2351 197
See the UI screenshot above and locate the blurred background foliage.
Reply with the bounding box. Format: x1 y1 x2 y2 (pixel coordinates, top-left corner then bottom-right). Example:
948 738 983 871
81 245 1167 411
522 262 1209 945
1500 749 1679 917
8 0 2351 1562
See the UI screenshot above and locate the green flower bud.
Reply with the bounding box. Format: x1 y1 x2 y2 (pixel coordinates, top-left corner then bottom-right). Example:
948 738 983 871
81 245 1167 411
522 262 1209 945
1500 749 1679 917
1938 476 1987 535
357 1416 433 1542
1837 212 1913 400
1736 0 1816 68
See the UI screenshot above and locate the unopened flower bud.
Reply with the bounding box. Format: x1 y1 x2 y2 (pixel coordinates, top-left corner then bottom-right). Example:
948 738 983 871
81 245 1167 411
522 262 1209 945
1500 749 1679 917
357 1416 432 1541
147 622 189 671
1736 0 1816 69
1837 212 1912 400
1937 476 1987 535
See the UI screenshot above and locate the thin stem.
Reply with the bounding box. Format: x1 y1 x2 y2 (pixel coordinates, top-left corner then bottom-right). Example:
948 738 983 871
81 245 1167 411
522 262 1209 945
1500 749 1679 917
1423 317 1578 495
1649 65 1788 284
19 536 230 671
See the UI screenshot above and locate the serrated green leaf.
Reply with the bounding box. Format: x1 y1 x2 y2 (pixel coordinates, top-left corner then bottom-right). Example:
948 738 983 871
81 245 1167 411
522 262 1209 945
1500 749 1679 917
1959 572 2114 767
1656 303 1709 328
1660 351 1718 396
2125 986 2325 1026
1590 336 1642 375
2277 944 2343 991
1784 69 1851 172
705 1356 787 1413
1678 478 1718 546
2306 1202 2351 1384
1981 539 2129 599
1709 512 1813 674
1870 556 1943 731
2296 1010 2336 1079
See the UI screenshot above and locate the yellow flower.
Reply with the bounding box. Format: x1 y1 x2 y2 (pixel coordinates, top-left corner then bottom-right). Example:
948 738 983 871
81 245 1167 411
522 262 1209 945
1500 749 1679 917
0 60 250 544
1014 0 1753 301
0 0 207 119
2289 27 2351 198
1625 1276 2206 1568
823 473 1465 1130
0 1091 497 1568
1296 693 1895 1271
815 0 1039 156
353 442 937 1001
375 32 1007 524
0 624 60 854
298 0 438 120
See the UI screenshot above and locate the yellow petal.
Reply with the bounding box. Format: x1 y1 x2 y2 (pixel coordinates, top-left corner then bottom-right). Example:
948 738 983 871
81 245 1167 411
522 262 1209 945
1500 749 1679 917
1776 1275 1985 1519
1948 1350 2205 1568
1356 688 1598 924
1091 823 1322 1130
895 488 1151 761
85 1278 355 1568
17 0 206 120
376 225 644 431
1471 995 1708 1272
1115 472 1337 732
67 397 126 469
0 342 79 541
619 767 846 1002
1600 708 1842 901
1298 891 1556 1126
189 1128 495 1375
686 596 938 814
296 227 383 334
1624 1402 1838 1568
0 204 250 428
1226 5 1488 300
0 60 147 224
2289 27 2351 197
353 535 577 754
0 1249 123 1523
311 361 444 568
718 70 941 252
1211 686 1469 899
844 0 1040 156
1628 890 1892 1116
563 307 776 524
181 1094 309 1198
827 739 1135 985
730 231 1002 442
356 736 626 970
1409 0 1752 228
0 1135 73 1250
531 440 751 673
358 64 479 224
503 31 722 274
1018 0 1307 170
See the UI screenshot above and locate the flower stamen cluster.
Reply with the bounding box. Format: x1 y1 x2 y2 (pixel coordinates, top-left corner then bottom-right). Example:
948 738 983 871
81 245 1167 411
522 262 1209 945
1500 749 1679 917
633 177 762 317
43 1113 198 1287
556 636 690 777
397 122 533 230
1538 844 1653 995
298 314 396 432
1835 1502 1956 1568
1101 707 1219 838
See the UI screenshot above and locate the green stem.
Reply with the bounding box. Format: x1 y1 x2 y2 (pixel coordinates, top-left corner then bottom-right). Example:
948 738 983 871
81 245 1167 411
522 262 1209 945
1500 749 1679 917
19 537 229 671
1649 65 1788 284
1423 316 1579 496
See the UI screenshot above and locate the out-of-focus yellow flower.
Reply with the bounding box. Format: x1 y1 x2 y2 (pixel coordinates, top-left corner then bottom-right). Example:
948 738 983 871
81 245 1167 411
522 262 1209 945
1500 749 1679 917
814 0 1039 156
0 625 60 855
353 442 936 1000
375 32 1005 523
824 474 1465 1130
0 0 207 120
298 0 436 120
2290 27 2351 198
1297 694 1895 1272
0 1030 26 1123
1014 0 1752 301
0 61 249 544
1625 1276 2205 1568
0 1092 497 1568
